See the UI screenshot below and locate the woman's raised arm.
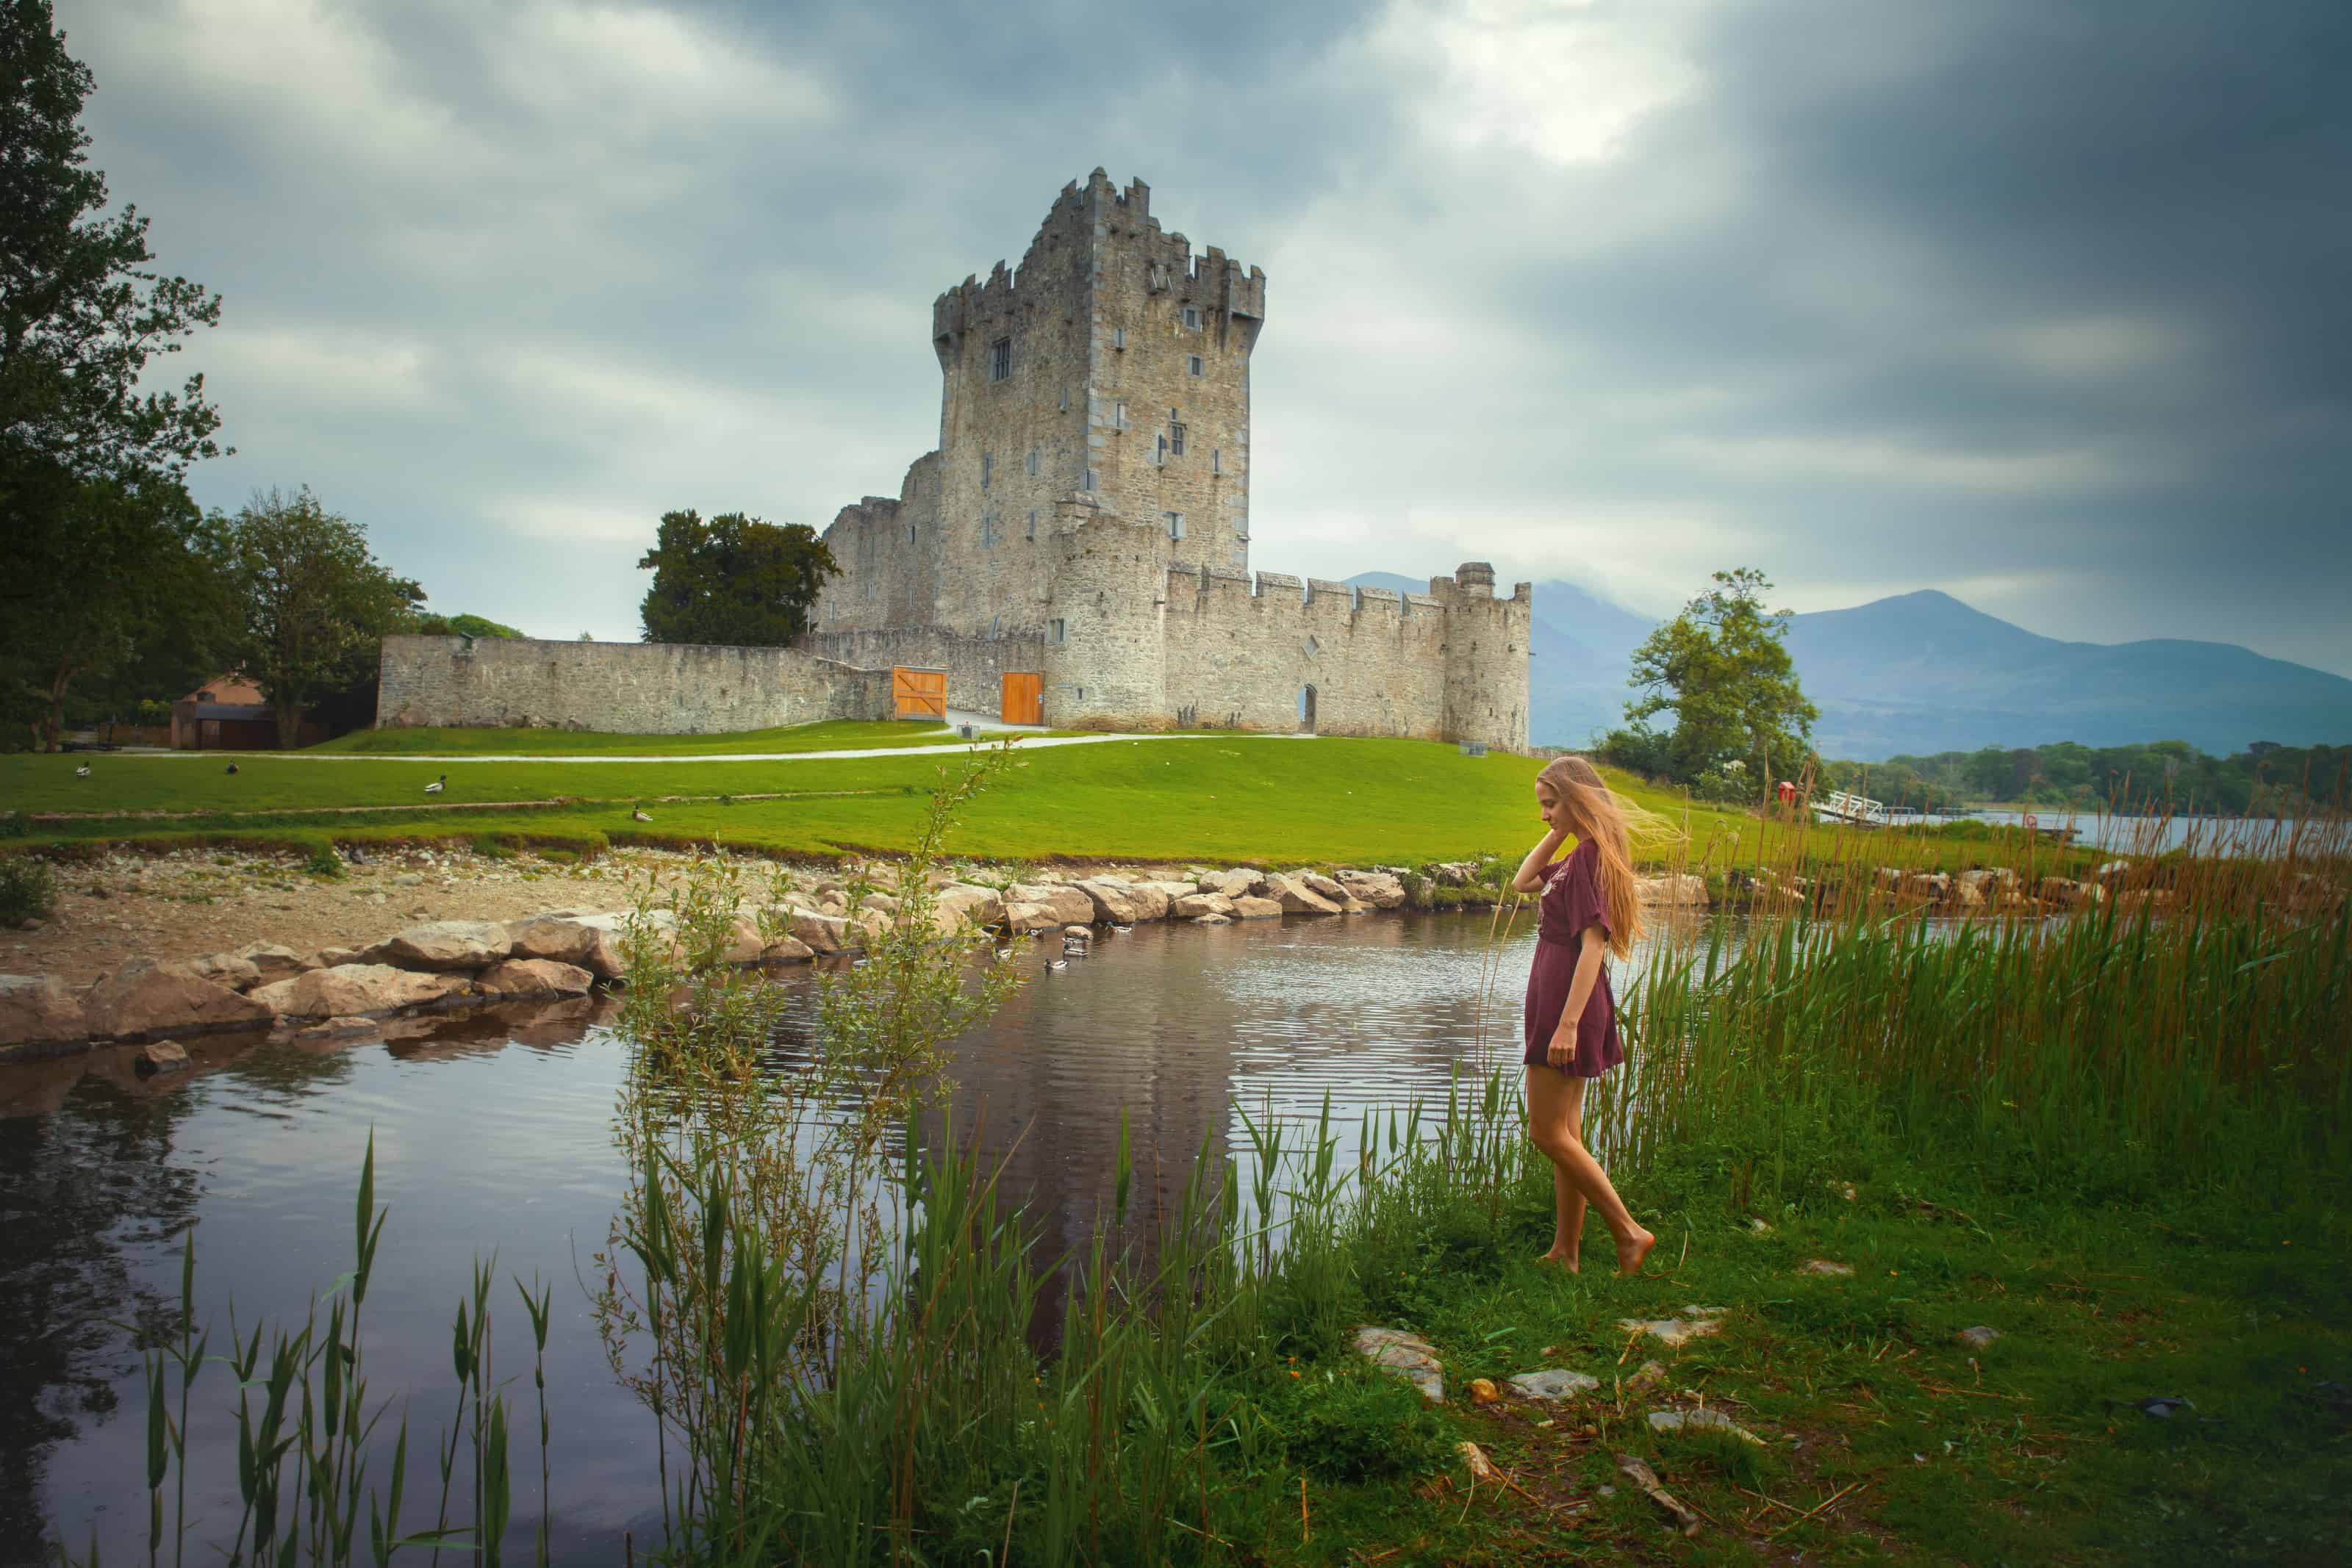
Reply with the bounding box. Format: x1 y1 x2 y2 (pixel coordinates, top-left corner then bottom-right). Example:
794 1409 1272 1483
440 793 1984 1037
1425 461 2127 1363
1512 827 1568 893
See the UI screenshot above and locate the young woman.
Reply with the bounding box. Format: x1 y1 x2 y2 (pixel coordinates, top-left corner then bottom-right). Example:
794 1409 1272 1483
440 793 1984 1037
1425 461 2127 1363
1512 755 1655 1274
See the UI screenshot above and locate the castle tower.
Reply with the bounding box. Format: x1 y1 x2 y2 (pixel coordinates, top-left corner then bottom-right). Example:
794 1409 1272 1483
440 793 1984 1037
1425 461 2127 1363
1430 561 1533 752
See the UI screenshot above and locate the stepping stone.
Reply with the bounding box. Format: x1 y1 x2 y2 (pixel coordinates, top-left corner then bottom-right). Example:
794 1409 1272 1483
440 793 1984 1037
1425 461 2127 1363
1649 1408 1765 1445
1618 1306 1727 1348
1959 1325 2003 1349
1352 1326 1444 1402
1798 1259 1854 1276
1508 1368 1601 1401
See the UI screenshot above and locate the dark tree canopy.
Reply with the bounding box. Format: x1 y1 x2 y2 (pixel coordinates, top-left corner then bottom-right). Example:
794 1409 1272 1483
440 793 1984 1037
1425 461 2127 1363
0 1 231 747
212 488 423 748
1615 567 1818 796
0 0 224 484
637 510 838 646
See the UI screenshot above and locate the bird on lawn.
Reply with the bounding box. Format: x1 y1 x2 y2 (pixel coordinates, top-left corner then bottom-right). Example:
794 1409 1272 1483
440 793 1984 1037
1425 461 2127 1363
225 763 239 775
632 806 653 822
423 774 447 794
74 763 91 778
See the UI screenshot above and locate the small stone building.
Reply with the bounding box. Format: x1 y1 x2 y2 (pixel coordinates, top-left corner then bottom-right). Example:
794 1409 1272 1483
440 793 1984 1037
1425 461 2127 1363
802 171 1530 750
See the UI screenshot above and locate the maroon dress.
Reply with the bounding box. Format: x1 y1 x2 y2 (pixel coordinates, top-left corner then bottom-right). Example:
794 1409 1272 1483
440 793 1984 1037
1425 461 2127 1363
1522 838 1624 1076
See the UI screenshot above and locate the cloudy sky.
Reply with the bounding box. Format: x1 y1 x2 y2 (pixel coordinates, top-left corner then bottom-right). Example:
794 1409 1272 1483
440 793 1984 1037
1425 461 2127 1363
64 0 2351 673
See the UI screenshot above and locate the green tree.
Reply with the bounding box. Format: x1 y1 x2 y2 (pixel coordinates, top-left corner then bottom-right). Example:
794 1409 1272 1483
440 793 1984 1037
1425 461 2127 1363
637 510 837 646
1621 567 1818 796
214 488 421 747
0 1 231 747
401 610 525 640
1 473 232 748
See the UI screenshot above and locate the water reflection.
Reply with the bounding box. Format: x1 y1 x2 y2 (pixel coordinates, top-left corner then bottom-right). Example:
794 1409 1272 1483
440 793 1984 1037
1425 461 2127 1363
0 908 1646 1564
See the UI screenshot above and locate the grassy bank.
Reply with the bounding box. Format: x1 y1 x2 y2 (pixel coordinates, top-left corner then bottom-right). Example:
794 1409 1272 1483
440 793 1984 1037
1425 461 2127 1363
4 733 2112 881
76 778 2348 1564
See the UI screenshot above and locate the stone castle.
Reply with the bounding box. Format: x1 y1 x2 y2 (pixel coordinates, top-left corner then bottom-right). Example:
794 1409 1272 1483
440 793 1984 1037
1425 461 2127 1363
800 170 1530 749
376 172 1528 746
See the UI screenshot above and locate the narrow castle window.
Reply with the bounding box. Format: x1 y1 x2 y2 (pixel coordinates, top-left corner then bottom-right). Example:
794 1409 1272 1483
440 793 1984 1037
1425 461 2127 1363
1083 467 1097 492
981 512 995 548
1112 326 1126 350
982 453 992 489
907 523 916 544
1165 511 1184 541
990 614 1001 639
989 337 1012 381
1187 354 1204 378
1114 400 1127 430
1026 509 1037 540
1154 434 1167 466
1182 304 1200 330
1212 447 1222 475
1026 446 1039 477
1169 421 1186 456
1059 386 1069 411
1049 618 1066 644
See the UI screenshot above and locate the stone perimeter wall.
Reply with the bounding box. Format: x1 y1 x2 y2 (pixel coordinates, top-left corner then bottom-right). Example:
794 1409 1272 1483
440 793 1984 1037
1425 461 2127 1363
376 636 895 734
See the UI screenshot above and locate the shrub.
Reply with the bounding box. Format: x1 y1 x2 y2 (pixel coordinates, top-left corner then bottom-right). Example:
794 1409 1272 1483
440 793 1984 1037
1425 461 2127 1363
0 857 58 924
304 843 345 880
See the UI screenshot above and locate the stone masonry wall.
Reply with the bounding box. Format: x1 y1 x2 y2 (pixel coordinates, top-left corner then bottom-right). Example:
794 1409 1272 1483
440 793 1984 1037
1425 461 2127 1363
1160 571 1449 738
376 636 894 734
797 627 1048 716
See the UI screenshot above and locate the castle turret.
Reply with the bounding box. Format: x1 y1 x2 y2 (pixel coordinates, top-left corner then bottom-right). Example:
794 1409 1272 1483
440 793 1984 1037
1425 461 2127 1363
1430 563 1531 752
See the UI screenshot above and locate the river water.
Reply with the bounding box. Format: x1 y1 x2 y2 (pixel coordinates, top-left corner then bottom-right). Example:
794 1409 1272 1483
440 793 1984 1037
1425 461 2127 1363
1 907 1591 1565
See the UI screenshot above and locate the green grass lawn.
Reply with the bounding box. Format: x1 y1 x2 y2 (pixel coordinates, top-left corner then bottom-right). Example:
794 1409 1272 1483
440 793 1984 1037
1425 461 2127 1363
1210 1132 2351 1564
2 734 2102 875
303 718 1005 755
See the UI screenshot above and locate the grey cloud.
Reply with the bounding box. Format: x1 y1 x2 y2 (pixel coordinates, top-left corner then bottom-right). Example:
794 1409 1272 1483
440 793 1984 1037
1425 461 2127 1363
58 0 2351 675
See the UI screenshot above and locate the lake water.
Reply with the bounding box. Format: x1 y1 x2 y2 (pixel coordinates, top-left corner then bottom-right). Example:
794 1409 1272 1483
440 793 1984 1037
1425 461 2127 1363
1895 808 2326 857
1 908 1597 1565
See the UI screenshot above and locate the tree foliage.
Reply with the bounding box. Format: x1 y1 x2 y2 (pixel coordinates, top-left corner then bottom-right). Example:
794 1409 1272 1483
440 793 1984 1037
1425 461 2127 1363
0 0 223 483
0 1 231 747
401 610 525 640
638 510 837 646
1865 738 2351 816
1612 567 1818 796
212 488 422 747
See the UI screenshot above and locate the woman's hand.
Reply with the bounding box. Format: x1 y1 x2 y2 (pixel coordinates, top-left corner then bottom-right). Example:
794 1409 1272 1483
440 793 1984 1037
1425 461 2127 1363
1546 1030 1575 1068
1512 826 1570 893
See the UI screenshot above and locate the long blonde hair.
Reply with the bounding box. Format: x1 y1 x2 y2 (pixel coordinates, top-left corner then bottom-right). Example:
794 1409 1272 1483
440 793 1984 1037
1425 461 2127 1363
1537 754 1646 960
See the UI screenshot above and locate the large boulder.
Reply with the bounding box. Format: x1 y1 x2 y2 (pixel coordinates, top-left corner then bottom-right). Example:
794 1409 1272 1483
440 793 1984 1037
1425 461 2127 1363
770 907 846 955
1139 880 1199 905
1904 871 1952 903
1007 883 1095 927
364 920 512 972
1204 868 1262 898
1299 871 1349 902
2038 876 2103 910
1121 882 1173 921
237 943 313 985
1074 880 1143 924
476 959 595 999
1171 892 1234 920
1264 873 1341 915
763 932 817 963
1231 895 1283 920
509 915 612 968
936 885 1007 927
1337 869 1408 909
1947 873 1989 912
1429 861 1478 888
253 963 473 1020
187 952 265 990
1005 902 1061 935
1635 874 1707 907
84 959 274 1040
0 975 87 1054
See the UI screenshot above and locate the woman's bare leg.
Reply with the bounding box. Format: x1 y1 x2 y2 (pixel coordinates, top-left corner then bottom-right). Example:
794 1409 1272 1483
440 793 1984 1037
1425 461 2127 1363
1526 1067 1654 1274
1557 1077 1590 1266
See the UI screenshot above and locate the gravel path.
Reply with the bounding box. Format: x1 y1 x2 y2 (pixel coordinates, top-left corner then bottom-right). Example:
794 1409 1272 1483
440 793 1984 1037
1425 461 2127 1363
129 732 1310 765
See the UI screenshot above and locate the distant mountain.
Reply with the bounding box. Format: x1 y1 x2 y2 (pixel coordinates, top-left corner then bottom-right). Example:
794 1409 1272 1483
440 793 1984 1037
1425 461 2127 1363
1782 590 2352 759
1344 574 2352 760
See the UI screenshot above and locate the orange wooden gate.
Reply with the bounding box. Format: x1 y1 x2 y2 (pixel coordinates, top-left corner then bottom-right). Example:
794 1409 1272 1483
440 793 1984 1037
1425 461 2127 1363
1000 671 1043 724
892 666 947 721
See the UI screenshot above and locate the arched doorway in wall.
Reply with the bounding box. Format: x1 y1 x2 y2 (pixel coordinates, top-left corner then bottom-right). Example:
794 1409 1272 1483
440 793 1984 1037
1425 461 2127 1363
1297 684 1317 733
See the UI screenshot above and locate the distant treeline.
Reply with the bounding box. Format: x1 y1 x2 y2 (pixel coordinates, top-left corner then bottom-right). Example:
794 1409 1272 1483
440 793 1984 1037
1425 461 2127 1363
1823 740 2350 816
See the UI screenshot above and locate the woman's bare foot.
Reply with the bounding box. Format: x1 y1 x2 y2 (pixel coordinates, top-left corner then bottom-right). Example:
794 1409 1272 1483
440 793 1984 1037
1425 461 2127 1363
1536 1245 1582 1273
1615 1227 1656 1276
